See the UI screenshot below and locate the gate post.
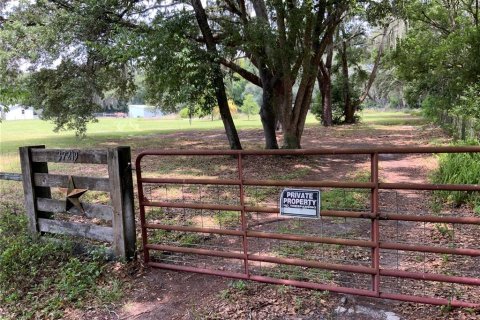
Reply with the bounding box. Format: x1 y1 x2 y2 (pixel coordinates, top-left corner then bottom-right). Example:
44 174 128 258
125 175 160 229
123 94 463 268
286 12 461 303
107 146 137 260
19 145 52 234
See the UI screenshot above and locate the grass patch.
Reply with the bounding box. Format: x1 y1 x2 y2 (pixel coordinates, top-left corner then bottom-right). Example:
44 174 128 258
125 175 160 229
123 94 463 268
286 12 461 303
275 243 315 257
265 265 334 282
360 110 427 126
215 211 239 228
430 141 480 210
0 205 123 319
321 171 370 211
0 115 320 172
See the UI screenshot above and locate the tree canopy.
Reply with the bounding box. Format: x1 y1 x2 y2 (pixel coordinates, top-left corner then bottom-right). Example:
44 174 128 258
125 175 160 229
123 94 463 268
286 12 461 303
1 0 478 148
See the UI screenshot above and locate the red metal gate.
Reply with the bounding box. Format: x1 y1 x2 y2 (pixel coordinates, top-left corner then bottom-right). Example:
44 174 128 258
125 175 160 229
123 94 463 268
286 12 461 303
135 147 480 307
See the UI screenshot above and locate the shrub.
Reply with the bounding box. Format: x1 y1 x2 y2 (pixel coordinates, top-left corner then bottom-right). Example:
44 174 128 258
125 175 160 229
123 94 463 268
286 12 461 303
431 141 480 207
179 107 192 119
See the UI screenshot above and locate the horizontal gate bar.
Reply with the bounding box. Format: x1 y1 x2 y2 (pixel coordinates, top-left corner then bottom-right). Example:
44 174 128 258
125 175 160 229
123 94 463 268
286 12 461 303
147 261 479 308
140 177 374 189
142 200 242 211
247 230 375 248
136 146 480 157
380 182 480 191
243 180 374 188
248 275 378 297
248 254 376 274
140 177 241 185
380 269 480 286
245 206 375 218
146 244 245 260
140 178 480 192
381 213 480 225
379 292 479 308
145 223 243 236
148 262 249 280
380 242 480 256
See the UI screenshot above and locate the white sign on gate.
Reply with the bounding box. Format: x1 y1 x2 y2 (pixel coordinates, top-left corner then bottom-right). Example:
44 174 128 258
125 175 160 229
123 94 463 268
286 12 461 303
279 188 320 218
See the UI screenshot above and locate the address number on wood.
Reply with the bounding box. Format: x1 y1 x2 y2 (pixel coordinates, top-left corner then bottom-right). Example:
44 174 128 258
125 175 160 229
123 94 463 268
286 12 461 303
57 150 79 162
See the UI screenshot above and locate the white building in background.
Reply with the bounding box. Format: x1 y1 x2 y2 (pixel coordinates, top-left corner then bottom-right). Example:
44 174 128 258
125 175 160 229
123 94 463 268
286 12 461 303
128 105 163 118
0 105 39 120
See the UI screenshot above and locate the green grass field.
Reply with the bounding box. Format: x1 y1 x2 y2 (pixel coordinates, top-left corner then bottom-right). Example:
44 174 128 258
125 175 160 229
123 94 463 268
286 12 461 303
0 110 423 172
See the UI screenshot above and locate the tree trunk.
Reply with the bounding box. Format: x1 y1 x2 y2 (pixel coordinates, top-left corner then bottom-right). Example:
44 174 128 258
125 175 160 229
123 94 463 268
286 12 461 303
319 74 332 126
318 34 334 126
341 39 355 124
258 65 279 149
191 0 242 150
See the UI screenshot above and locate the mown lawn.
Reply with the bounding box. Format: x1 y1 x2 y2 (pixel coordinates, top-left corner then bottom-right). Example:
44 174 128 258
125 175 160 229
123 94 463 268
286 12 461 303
0 110 422 172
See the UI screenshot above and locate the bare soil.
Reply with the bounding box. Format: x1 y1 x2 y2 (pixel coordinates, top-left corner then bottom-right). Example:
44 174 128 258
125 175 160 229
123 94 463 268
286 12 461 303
25 121 480 319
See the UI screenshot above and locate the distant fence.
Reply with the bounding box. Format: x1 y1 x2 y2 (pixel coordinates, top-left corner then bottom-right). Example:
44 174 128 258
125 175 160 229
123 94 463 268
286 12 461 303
438 111 479 140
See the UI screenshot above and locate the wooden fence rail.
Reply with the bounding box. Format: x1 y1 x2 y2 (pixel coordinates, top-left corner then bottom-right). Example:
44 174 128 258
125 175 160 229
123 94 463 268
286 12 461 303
0 172 22 181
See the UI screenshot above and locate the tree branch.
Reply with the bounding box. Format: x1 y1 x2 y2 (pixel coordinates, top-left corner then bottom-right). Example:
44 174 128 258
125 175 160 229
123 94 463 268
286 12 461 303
420 10 451 34
220 58 262 87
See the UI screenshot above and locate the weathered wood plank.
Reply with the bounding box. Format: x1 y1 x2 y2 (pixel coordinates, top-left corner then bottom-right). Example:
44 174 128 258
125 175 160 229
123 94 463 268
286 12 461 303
31 148 108 164
36 198 113 221
108 147 136 260
38 218 114 242
34 173 110 192
20 146 52 233
0 172 22 181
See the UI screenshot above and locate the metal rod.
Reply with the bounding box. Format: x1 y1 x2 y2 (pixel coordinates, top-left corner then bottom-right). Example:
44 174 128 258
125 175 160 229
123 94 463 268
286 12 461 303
136 146 480 158
247 230 374 248
380 242 480 256
140 177 241 185
380 182 480 191
142 200 242 212
380 269 480 286
134 155 149 264
148 262 249 280
245 206 375 219
248 254 376 274
382 213 480 225
243 179 374 188
371 152 380 296
248 275 378 297
379 292 479 308
144 224 243 236
146 244 245 260
238 153 249 277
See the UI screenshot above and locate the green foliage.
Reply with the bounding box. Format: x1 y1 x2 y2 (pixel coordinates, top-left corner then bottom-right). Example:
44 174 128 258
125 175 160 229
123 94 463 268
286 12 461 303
141 13 217 116
179 107 198 119
229 280 248 292
392 1 480 119
0 208 122 319
451 84 480 120
0 1 136 135
431 141 480 207
240 94 260 120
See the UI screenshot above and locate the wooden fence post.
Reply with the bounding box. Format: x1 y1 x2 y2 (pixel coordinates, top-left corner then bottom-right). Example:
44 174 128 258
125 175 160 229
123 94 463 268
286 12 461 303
108 146 136 260
19 145 52 234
